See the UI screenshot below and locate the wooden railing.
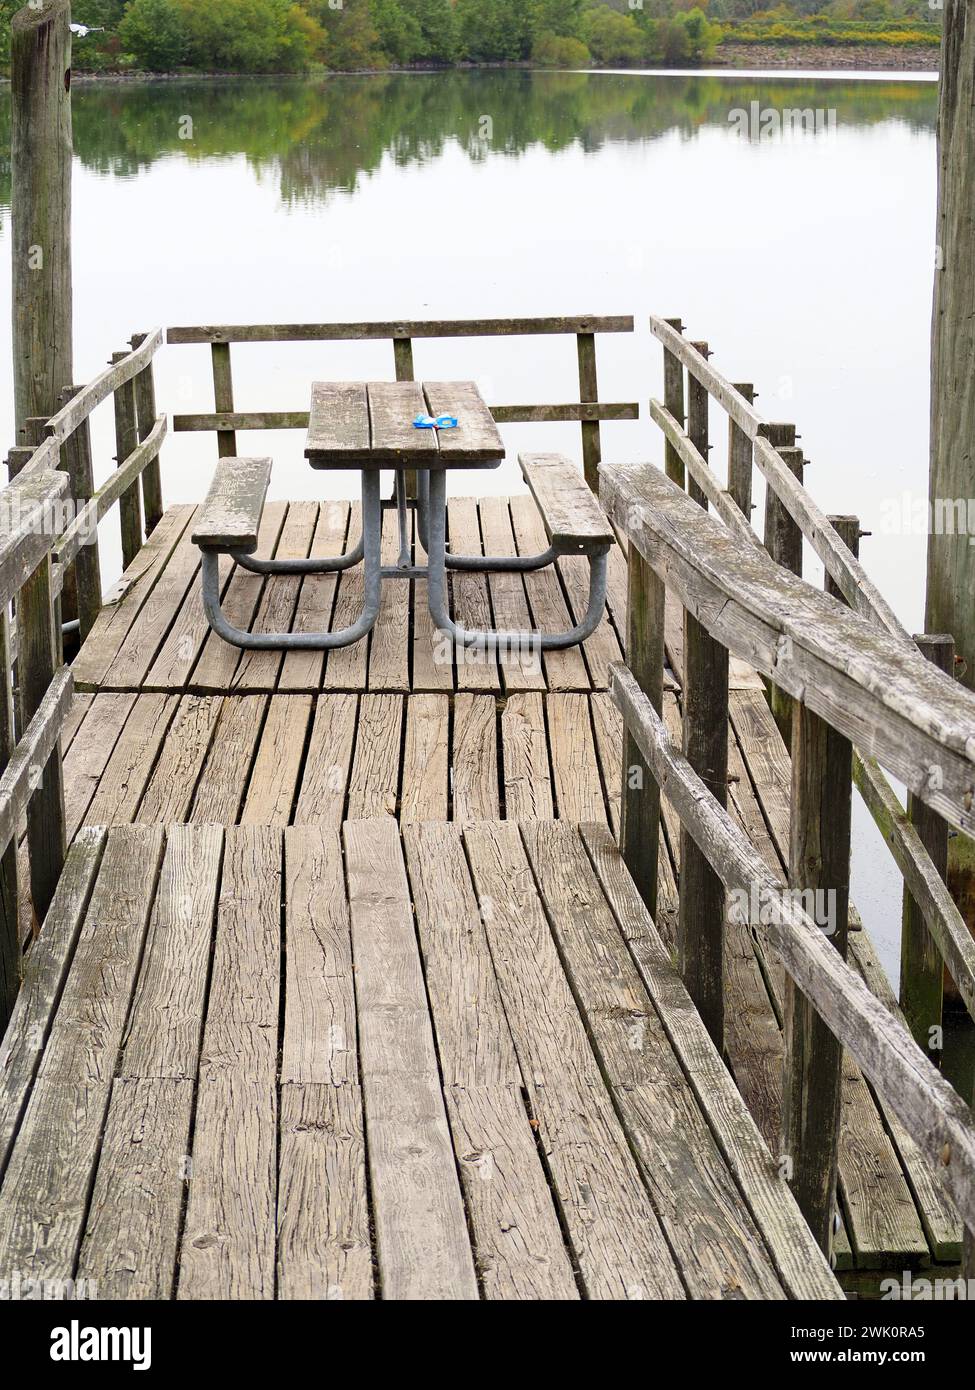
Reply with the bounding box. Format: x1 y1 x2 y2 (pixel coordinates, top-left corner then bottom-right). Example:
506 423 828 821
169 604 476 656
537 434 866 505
604 317 975 1261
166 315 638 490
0 331 166 1034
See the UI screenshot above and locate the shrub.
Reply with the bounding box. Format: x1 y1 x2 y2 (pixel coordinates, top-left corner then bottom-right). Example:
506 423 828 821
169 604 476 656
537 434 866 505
531 31 592 67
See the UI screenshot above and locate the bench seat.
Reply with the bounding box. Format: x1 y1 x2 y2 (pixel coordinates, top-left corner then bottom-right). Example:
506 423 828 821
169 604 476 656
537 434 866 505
519 452 614 556
192 457 271 554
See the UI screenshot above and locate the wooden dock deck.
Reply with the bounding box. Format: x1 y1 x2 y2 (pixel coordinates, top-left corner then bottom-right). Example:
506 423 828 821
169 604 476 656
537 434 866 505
0 496 958 1294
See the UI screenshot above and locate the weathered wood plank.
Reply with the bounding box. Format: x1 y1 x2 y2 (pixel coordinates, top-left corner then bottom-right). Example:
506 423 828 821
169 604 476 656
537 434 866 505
71 505 195 690
292 694 356 828
501 692 554 821
191 457 271 553
462 820 686 1299
346 695 402 819
401 695 449 821
322 503 368 692
519 453 614 554
82 694 178 826
547 693 606 822
448 497 498 692
424 382 505 464
279 501 349 692
282 827 357 1086
169 316 635 344
137 696 224 824
367 508 410 692
189 696 267 825
477 497 546 693
231 504 318 692
121 825 224 1080
579 821 840 1299
343 818 478 1300
77 1076 194 1300
278 1082 372 1300
304 382 371 463
0 827 164 1283
240 694 313 826
602 462 975 836
0 828 106 1181
523 820 786 1300
510 496 588 691
452 693 500 821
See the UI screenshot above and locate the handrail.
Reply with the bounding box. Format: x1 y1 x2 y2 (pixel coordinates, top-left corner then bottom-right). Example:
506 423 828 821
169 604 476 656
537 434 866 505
167 316 634 344
601 461 975 837
649 315 910 646
648 315 975 1039
612 661 975 1236
43 328 163 445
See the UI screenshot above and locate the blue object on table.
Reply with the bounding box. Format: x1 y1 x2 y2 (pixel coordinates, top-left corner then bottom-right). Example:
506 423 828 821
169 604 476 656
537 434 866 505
413 413 460 430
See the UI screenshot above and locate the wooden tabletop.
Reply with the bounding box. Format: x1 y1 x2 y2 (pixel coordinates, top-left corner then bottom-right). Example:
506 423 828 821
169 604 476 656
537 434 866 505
305 380 506 469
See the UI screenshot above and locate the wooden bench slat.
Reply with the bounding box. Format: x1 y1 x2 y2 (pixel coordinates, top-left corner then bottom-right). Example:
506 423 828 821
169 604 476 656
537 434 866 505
304 382 371 466
520 452 614 554
191 457 271 553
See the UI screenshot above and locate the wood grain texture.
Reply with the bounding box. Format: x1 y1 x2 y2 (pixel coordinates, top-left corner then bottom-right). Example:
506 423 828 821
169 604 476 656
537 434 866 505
343 818 478 1300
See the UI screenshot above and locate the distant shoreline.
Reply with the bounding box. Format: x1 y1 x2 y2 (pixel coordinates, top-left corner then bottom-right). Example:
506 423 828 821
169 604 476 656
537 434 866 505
716 42 938 73
0 45 941 84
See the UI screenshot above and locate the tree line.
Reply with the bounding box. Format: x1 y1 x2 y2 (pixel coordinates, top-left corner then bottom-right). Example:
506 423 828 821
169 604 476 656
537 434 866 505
0 0 942 75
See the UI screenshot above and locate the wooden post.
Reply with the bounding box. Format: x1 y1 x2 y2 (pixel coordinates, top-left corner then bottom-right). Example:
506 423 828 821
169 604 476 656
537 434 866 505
678 397 728 1048
686 342 709 509
662 319 685 489
0 611 19 1035
58 388 102 641
11 1 74 441
761 427 801 746
728 383 755 518
394 336 417 498
620 547 665 919
112 356 143 570
576 331 600 493
900 633 953 1057
926 0 975 938
211 342 237 459
781 514 856 1253
20 553 67 928
131 333 163 534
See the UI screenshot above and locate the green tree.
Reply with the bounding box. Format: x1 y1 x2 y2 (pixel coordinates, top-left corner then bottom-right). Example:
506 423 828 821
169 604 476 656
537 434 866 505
454 0 539 61
306 0 386 69
582 7 648 64
532 31 591 65
371 0 424 63
406 0 458 62
119 0 186 71
174 0 322 72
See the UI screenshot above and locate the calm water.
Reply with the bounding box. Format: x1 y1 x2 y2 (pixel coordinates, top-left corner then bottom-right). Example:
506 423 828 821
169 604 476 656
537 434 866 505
0 69 943 984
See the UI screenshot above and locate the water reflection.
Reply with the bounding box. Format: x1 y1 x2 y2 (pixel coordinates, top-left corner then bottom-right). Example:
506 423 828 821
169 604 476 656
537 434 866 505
0 70 938 215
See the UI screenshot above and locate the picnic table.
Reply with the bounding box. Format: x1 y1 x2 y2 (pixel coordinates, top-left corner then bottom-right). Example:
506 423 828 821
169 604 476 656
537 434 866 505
191 380 612 654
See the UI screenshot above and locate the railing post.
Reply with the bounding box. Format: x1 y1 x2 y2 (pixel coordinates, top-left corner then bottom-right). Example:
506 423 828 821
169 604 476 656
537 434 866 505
0 608 19 1034
131 333 163 534
678 410 729 1047
60 392 103 642
727 383 755 518
781 513 856 1254
393 335 417 498
576 329 600 492
620 544 665 919
112 354 143 570
901 632 954 1058
686 341 710 508
211 341 237 460
760 426 801 746
20 555 67 928
662 319 685 489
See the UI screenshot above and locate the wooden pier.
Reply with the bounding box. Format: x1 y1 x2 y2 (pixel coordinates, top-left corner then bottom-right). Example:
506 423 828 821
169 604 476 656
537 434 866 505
0 317 973 1299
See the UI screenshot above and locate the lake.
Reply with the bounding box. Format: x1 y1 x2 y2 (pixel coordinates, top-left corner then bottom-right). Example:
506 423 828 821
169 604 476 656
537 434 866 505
0 68 943 987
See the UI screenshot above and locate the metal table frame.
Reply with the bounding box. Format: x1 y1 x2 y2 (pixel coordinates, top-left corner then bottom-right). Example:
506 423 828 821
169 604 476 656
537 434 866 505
201 386 609 655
